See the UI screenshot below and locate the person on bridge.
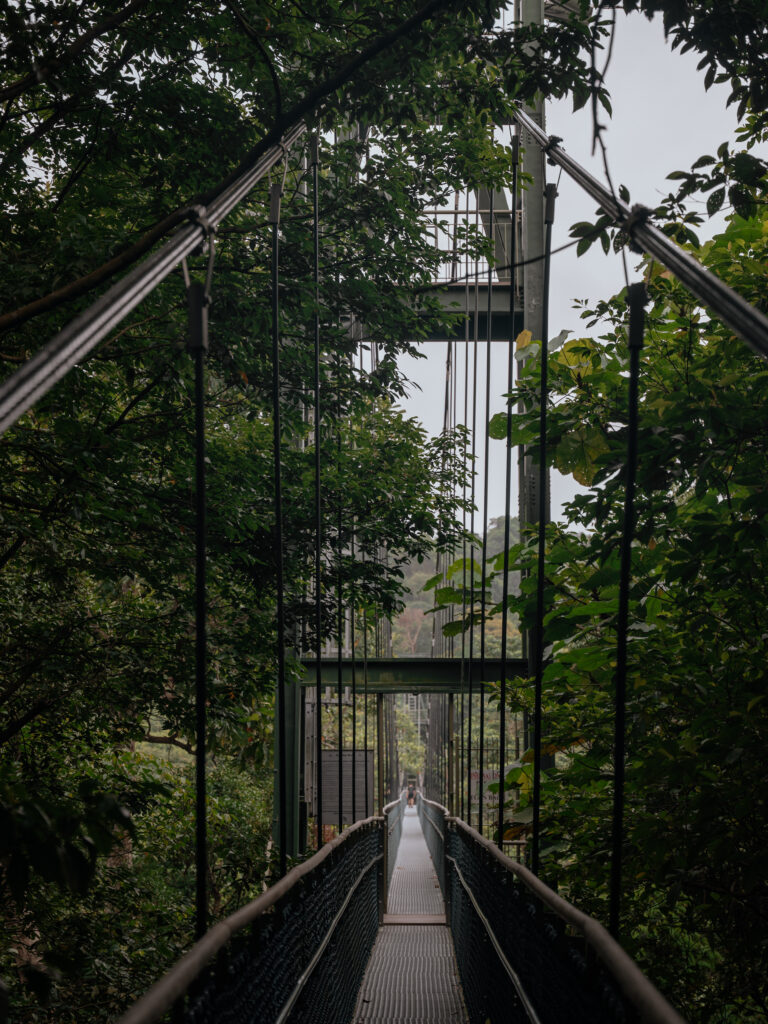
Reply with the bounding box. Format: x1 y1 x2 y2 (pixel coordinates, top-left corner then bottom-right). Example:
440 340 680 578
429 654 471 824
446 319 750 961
407 782 415 807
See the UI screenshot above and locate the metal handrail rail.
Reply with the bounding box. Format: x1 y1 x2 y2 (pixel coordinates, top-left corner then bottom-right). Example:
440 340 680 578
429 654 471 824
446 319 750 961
513 106 768 361
117 814 382 1024
417 793 447 841
447 816 686 1024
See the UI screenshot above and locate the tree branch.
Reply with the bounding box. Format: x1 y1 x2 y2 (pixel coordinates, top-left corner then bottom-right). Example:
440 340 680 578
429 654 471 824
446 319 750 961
142 733 195 755
0 0 150 103
0 0 459 334
224 0 282 121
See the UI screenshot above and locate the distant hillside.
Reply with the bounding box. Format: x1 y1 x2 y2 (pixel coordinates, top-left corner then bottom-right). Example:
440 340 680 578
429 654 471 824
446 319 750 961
391 516 522 658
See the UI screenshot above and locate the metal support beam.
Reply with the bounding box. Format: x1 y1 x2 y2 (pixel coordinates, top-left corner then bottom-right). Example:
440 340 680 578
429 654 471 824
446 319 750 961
300 657 528 693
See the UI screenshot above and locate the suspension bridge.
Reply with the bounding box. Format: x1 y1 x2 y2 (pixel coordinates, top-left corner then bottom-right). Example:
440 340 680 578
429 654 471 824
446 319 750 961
2 17 767 1020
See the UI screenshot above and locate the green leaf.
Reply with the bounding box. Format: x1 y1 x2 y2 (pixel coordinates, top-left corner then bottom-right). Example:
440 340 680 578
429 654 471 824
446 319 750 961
706 187 726 216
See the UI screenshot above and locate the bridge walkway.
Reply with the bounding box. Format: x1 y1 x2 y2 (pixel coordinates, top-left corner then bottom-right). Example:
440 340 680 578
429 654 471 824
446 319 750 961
353 806 467 1023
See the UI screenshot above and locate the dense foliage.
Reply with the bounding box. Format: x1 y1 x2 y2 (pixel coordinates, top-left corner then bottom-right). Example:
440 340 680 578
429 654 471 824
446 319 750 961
487 186 768 1021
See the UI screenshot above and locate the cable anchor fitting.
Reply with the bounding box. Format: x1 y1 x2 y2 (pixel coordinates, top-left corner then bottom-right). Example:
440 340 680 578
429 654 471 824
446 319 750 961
543 135 563 165
182 205 217 354
619 204 653 256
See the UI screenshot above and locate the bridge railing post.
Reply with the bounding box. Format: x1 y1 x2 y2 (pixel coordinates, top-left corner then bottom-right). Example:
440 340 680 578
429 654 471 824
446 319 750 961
378 817 386 925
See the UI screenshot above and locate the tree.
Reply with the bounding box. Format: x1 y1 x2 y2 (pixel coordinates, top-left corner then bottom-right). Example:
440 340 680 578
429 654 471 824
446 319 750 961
492 203 768 1019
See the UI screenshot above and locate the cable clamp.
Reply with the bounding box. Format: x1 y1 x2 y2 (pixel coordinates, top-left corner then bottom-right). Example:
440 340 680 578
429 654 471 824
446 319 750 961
619 204 653 255
181 204 217 305
543 135 563 164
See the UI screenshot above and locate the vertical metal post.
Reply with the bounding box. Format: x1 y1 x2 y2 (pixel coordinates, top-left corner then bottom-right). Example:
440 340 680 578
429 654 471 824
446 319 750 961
188 281 208 941
499 135 520 848
448 693 455 816
479 186 495 836
609 282 647 938
531 183 557 877
269 182 288 879
377 692 385 815
519 2 546 775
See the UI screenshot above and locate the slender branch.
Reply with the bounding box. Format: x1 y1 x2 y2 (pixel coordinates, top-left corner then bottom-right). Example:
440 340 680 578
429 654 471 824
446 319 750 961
105 371 168 434
0 0 150 103
0 0 459 334
0 698 54 746
223 0 282 120
142 733 195 755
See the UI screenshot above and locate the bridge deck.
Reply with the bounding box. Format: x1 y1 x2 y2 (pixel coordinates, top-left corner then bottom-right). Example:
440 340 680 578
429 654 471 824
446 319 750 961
353 807 467 1023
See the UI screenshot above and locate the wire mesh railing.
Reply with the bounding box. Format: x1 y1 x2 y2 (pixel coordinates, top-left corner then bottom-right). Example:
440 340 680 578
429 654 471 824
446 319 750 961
384 792 407 892
117 817 383 1024
416 793 447 897
416 796 684 1024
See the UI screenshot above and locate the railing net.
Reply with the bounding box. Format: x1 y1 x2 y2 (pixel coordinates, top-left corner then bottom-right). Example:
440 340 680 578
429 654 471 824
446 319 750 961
447 823 629 1024
416 797 682 1024
384 793 407 892
416 794 447 897
120 819 382 1024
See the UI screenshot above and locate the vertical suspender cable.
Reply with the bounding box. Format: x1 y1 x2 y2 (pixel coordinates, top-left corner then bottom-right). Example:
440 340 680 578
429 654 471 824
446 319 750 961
337 417 344 834
460 201 470 821
269 182 288 879
311 136 324 850
499 136 520 848
363 604 369 817
187 260 211 939
609 281 647 938
351 532 357 823
478 186 495 836
467 196 480 827
531 182 557 877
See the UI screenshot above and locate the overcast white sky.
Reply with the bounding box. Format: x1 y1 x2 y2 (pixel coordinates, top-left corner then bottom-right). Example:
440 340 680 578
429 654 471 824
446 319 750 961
396 9 747 523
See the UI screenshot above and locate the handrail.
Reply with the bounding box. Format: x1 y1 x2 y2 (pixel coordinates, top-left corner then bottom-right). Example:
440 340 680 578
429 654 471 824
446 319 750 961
418 794 447 840
117 815 382 1024
513 106 768 361
448 816 686 1024
0 122 306 438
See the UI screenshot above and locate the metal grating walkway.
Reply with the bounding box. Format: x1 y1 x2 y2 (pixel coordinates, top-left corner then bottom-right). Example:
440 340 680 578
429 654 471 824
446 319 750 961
353 807 467 1023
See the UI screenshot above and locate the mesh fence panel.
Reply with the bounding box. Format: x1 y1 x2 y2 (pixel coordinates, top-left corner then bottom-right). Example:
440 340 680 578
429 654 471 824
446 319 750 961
446 823 635 1024
385 793 406 891
123 820 383 1024
416 796 447 897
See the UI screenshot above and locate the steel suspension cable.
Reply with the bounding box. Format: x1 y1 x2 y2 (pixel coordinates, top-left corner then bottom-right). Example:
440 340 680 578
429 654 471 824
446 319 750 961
351 530 357 823
467 194 481 826
184 240 213 939
531 183 557 877
478 186 495 836
337 367 344 836
364 610 369 815
310 136 324 851
511 107 768 360
460 196 470 821
0 123 306 438
498 135 520 849
609 282 647 939
269 182 289 879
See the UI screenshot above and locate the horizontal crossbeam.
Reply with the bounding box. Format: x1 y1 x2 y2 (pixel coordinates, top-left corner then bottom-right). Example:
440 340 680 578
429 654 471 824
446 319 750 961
299 657 529 692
